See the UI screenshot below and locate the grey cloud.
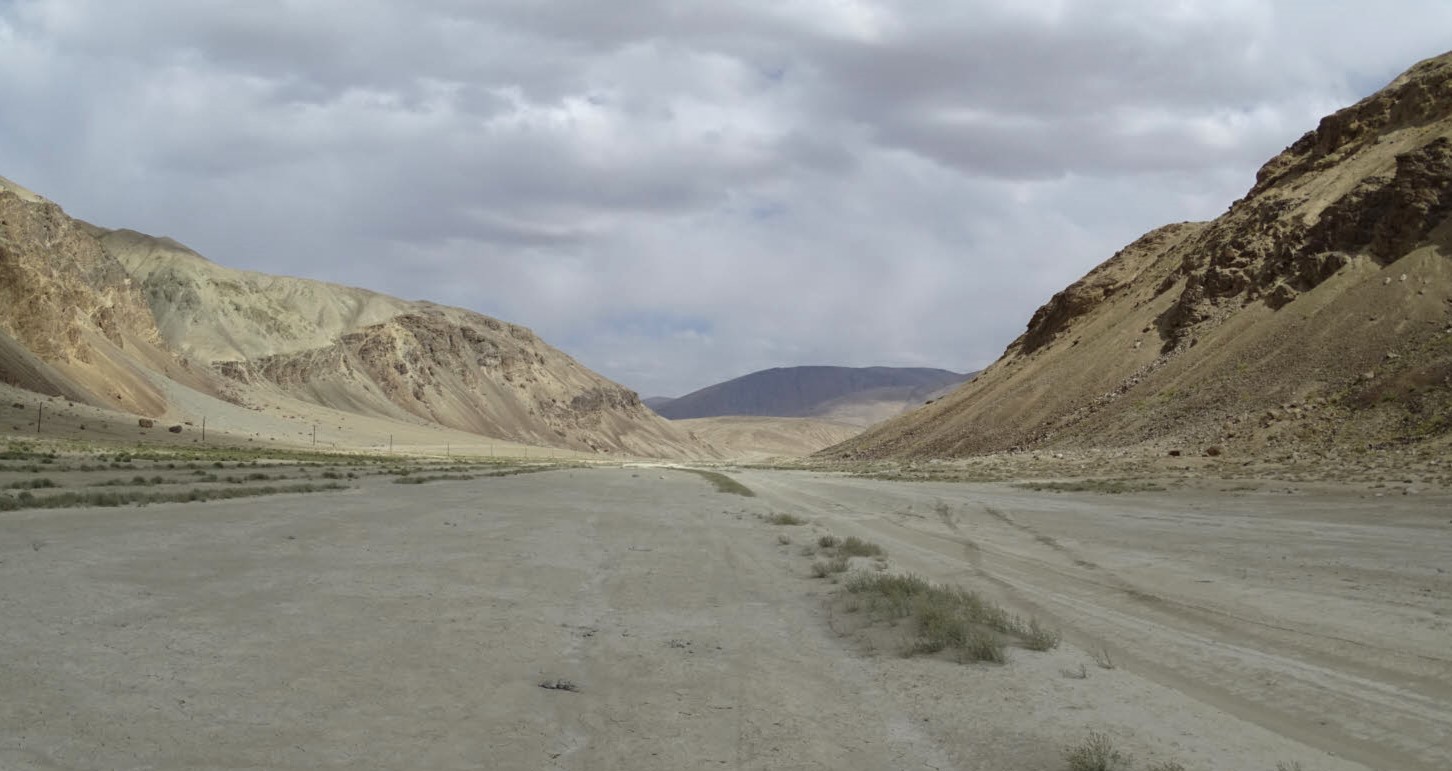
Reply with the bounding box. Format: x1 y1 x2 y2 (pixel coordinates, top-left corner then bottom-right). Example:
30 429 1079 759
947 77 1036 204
1 1 1449 396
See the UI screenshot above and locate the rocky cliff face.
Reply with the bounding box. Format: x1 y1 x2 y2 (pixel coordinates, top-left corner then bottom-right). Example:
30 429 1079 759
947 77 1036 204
0 181 185 415
831 51 1452 460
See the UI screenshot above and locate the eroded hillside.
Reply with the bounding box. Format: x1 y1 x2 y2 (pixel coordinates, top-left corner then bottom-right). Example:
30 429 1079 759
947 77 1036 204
832 51 1452 459
0 178 712 458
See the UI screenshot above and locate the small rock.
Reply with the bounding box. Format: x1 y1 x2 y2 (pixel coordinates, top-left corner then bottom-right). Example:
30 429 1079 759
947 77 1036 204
1399 274 1408 282
138 418 155 428
1383 277 1393 285
168 425 183 434
1361 371 1376 381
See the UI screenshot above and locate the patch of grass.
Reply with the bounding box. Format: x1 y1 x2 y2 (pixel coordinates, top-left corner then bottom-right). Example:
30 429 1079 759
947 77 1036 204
765 512 807 525
837 536 886 558
677 468 755 497
845 572 1059 660
817 534 840 548
0 483 348 512
810 555 851 577
1064 731 1131 771
1146 762 1187 771
1275 763 1305 771
3 478 59 490
94 475 172 487
1092 645 1116 670
777 534 792 545
1022 617 1062 651
393 474 476 485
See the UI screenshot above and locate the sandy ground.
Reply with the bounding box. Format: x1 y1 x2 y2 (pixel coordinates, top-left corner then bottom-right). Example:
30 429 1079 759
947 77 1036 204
2 468 1449 770
0 382 606 462
670 416 861 461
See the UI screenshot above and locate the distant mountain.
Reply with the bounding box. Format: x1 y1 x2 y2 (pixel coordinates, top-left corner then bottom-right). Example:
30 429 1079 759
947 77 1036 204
651 366 969 426
829 50 1452 459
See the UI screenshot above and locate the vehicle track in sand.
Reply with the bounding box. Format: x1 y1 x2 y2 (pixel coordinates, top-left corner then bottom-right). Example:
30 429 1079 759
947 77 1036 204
739 470 1452 771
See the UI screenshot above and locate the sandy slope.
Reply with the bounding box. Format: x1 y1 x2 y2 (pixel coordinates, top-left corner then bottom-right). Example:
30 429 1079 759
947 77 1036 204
3 469 1446 770
672 415 861 460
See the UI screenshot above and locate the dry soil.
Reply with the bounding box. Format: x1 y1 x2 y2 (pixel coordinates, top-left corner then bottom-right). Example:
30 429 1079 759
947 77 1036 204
2 468 1448 770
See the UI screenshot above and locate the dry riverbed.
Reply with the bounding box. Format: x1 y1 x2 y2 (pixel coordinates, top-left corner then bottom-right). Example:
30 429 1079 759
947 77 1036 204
2 466 1448 770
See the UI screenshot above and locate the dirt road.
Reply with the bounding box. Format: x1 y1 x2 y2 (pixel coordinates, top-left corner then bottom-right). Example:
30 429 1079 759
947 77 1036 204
2 468 1448 770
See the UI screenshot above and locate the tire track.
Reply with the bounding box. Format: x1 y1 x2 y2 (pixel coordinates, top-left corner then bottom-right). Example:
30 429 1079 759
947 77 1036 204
740 470 1452 771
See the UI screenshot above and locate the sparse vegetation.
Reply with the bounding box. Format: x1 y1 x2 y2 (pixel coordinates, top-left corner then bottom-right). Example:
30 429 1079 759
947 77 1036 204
765 512 807 525
1064 731 1131 771
0 483 348 512
4 478 58 490
817 534 840 548
837 536 886 558
1023 617 1063 651
1092 645 1116 670
394 474 476 485
1014 479 1165 494
811 555 850 577
677 468 755 497
844 572 1059 662
1146 761 1187 771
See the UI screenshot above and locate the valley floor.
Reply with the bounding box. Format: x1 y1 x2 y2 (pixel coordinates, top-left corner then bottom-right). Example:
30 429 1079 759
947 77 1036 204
1 468 1448 770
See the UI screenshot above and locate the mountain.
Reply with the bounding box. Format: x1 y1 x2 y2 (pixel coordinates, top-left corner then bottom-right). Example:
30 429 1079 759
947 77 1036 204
830 50 1452 460
0 176 713 458
651 366 969 426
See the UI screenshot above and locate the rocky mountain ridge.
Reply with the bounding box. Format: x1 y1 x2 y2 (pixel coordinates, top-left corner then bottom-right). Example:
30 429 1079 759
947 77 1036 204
0 176 711 458
829 50 1452 460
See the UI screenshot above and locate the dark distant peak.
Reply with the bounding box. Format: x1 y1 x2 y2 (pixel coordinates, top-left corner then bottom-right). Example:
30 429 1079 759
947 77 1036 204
654 365 968 420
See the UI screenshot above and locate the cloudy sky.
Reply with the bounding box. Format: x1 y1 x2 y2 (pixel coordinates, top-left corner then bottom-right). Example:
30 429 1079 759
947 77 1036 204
2 1 1450 396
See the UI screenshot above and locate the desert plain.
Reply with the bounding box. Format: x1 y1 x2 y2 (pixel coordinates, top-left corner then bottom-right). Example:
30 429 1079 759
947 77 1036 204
3 460 1448 771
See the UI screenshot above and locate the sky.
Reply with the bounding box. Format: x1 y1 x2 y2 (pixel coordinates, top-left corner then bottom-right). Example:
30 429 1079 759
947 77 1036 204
2 2 1450 397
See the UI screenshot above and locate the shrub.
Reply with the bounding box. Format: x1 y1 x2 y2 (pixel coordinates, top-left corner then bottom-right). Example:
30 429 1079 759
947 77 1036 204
838 536 885 558
810 555 850 577
1064 731 1131 771
817 534 840 548
1022 617 1062 651
765 512 806 525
